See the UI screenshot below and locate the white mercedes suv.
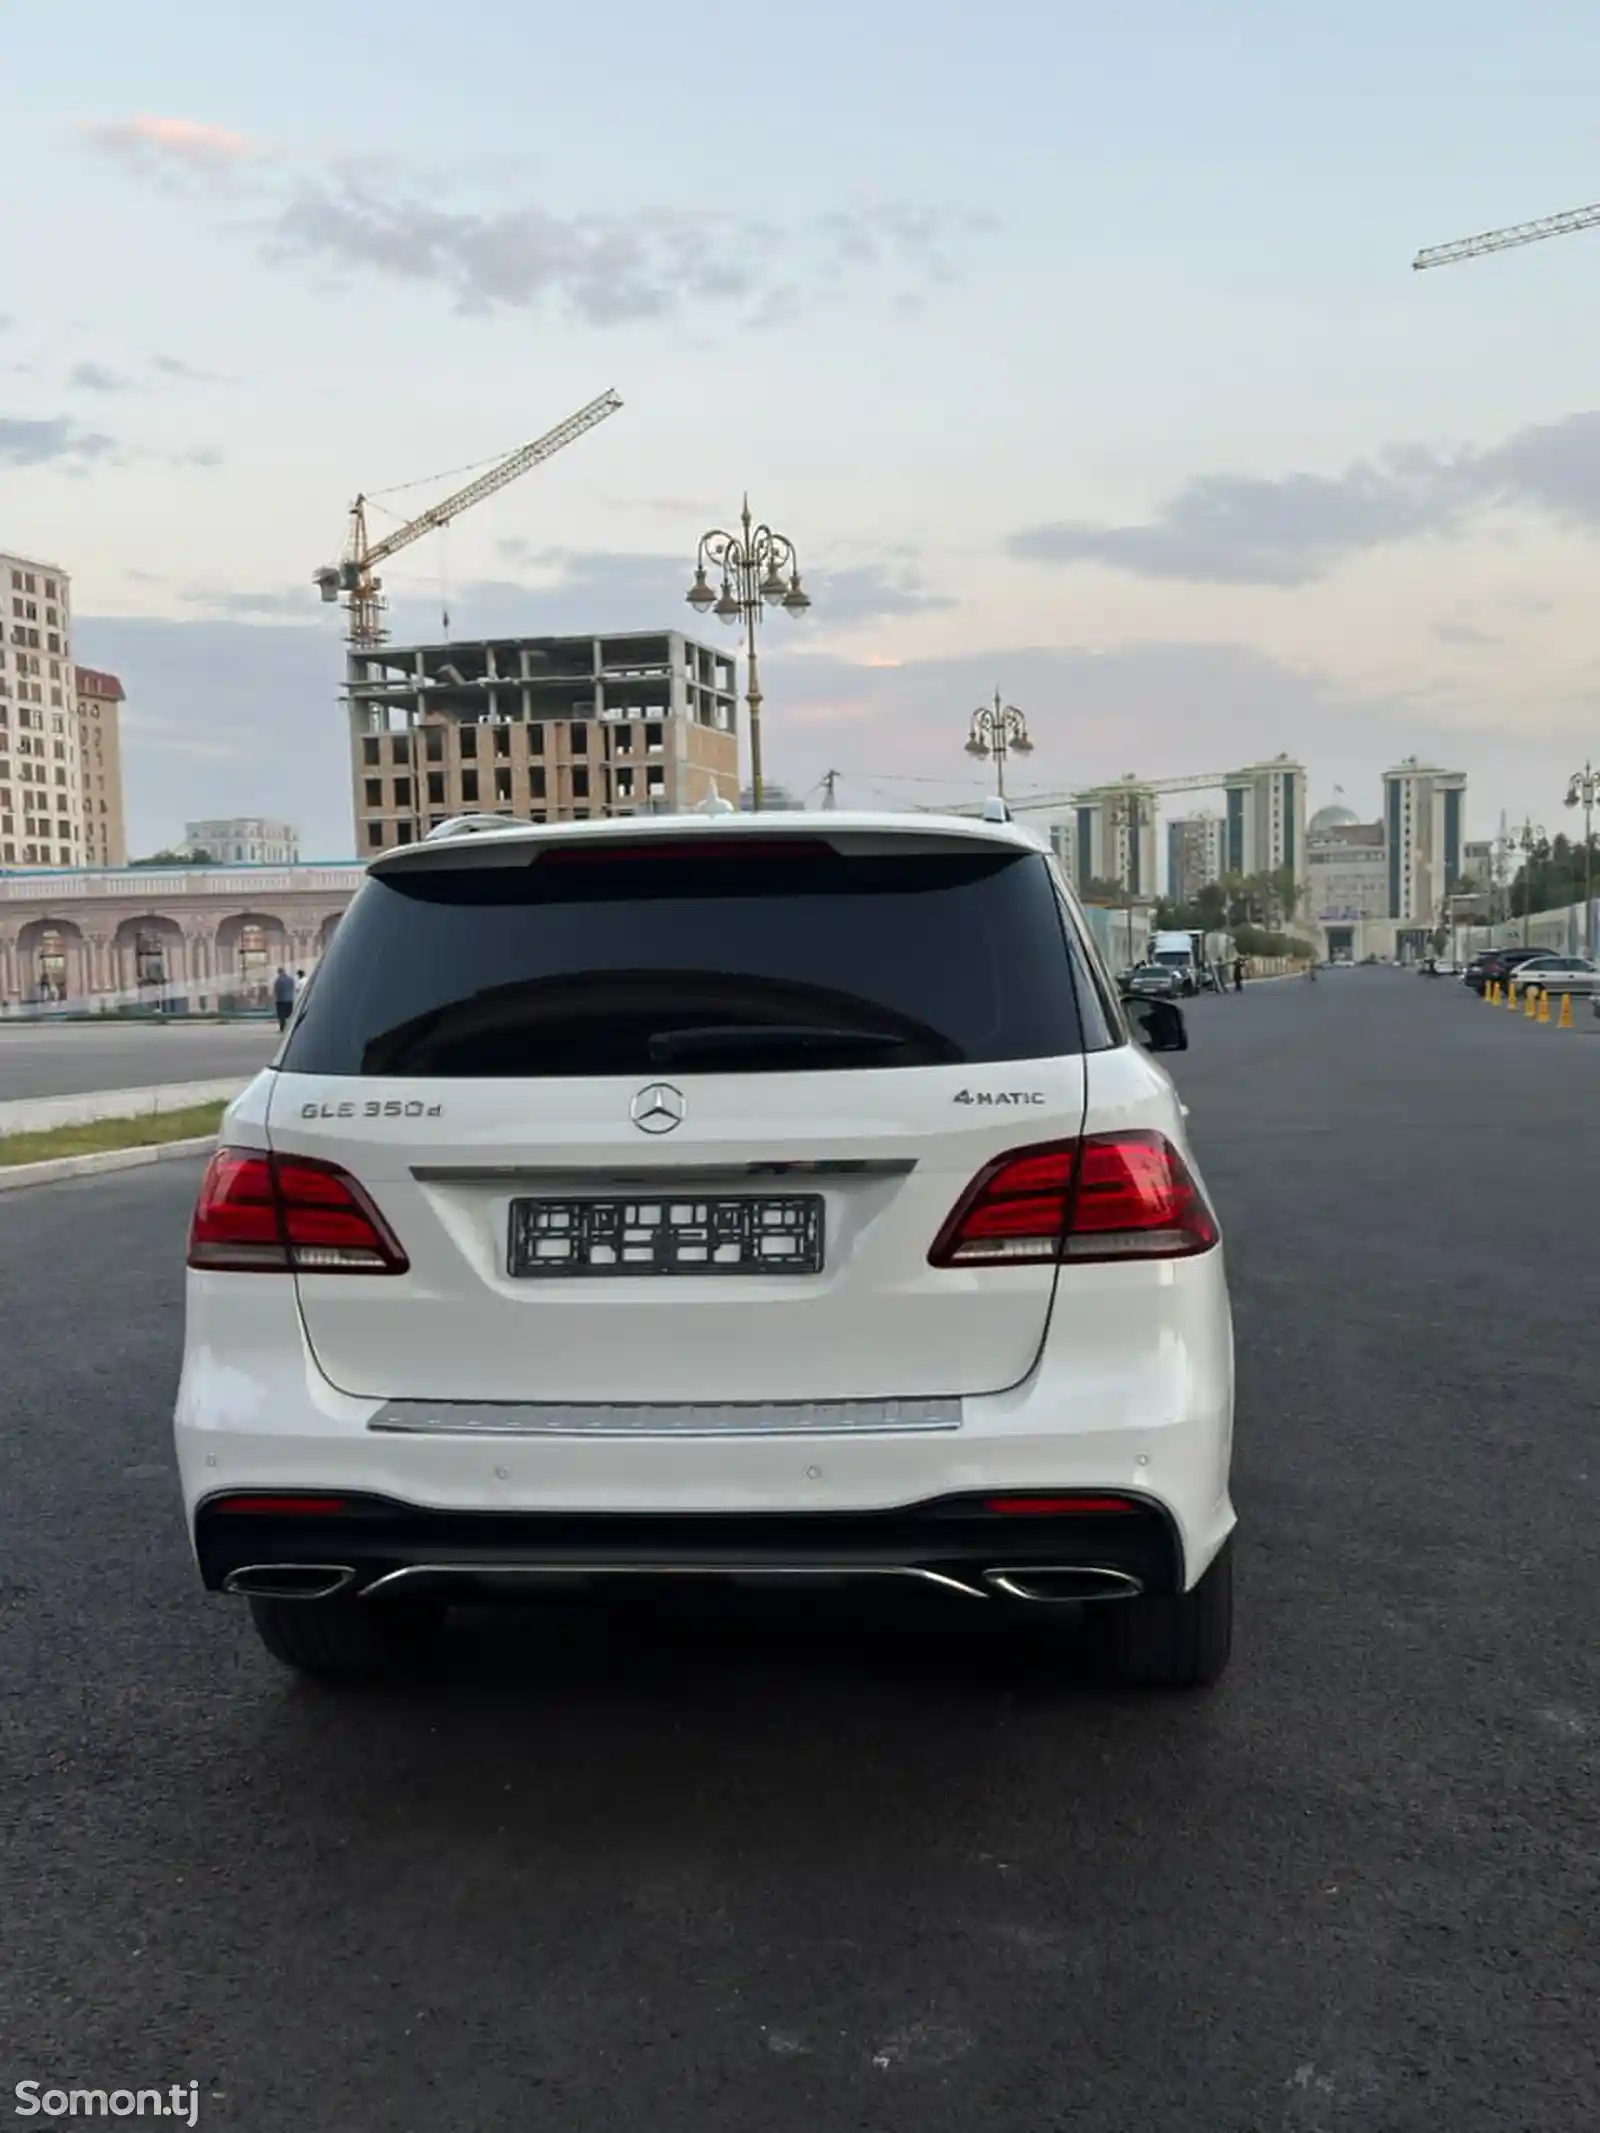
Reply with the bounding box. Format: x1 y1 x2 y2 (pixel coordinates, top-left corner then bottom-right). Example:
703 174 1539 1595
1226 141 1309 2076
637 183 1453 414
174 808 1235 1686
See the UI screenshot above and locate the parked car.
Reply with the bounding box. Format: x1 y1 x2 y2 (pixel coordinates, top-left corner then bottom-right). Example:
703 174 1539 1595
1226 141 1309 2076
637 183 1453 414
1123 962 1184 999
1504 953 1599 997
1465 946 1546 995
175 809 1235 1689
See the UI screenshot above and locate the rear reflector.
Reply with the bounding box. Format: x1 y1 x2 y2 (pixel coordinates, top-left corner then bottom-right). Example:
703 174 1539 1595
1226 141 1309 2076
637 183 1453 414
212 1495 350 1516
983 1495 1140 1515
188 1149 409 1275
929 1131 1218 1268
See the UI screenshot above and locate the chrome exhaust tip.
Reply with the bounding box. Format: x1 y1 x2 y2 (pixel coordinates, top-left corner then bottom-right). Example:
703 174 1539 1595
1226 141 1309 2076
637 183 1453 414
222 1563 358 1601
983 1566 1144 1603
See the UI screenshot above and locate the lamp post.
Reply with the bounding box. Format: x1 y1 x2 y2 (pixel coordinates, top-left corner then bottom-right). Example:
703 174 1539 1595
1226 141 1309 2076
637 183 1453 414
1565 761 1599 957
963 691 1032 801
1516 818 1546 948
686 498 810 813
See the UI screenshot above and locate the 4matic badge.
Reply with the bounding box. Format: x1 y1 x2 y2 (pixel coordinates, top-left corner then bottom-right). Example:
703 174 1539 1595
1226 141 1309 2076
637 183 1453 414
953 1090 1046 1107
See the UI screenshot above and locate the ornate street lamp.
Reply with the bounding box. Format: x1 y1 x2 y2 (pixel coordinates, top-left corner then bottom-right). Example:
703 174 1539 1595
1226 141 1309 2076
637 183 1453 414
1516 817 1547 948
1564 761 1599 957
686 498 810 812
964 691 1032 799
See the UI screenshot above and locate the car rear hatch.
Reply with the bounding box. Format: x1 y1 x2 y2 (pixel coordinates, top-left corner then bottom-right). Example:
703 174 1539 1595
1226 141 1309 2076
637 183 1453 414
265 822 1092 1405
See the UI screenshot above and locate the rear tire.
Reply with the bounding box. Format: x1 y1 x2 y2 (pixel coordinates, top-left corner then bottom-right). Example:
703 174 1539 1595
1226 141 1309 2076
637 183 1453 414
247 1592 444 1679
1084 1538 1233 1689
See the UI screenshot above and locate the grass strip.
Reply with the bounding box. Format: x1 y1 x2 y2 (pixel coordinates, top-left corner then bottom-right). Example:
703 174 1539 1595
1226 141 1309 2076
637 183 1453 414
0 1101 227 1168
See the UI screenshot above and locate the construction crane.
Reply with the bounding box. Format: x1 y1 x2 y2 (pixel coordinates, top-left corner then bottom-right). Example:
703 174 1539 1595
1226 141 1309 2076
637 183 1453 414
1413 202 1600 273
314 388 623 649
1001 769 1231 815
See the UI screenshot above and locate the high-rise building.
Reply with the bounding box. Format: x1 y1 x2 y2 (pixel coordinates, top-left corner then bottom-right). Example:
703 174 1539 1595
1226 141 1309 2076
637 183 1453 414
0 549 84 869
346 630 739 854
1382 758 1466 924
76 667 128 868
1222 756 1308 894
1069 782 1161 901
1166 810 1224 903
185 818 301 865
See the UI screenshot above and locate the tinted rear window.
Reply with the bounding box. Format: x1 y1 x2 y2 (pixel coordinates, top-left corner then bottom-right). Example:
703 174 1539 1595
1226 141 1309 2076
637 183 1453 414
282 841 1085 1077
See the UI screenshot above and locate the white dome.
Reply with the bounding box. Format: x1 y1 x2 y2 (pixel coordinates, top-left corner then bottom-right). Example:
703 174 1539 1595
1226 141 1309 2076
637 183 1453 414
1309 804 1359 834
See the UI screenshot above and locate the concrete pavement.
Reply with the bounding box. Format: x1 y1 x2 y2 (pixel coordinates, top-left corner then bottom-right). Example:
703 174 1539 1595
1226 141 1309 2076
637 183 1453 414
0 970 1594 2132
0 1020 277 1101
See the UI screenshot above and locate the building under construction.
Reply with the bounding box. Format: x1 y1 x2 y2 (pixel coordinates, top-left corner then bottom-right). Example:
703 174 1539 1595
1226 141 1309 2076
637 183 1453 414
348 629 739 853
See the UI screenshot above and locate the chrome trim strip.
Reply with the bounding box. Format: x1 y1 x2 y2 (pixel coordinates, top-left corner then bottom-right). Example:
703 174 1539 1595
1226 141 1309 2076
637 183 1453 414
360 1563 990 1600
369 1395 963 1438
410 1160 917 1185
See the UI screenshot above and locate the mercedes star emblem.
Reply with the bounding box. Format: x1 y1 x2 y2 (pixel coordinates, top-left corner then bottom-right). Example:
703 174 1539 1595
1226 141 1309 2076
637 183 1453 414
630 1083 686 1135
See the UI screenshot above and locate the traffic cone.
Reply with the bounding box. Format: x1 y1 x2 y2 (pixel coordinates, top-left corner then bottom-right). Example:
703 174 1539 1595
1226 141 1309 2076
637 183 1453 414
1488 980 1500 1004
1560 992 1574 1029
1526 986 1539 1019
1538 989 1552 1024
1507 981 1519 1010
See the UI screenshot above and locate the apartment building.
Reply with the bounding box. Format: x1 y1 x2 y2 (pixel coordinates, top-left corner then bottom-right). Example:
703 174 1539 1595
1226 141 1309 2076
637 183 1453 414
1383 757 1467 924
346 630 739 853
1222 755 1308 894
0 550 83 869
1166 810 1225 903
185 817 301 866
76 667 128 868
1068 782 1162 900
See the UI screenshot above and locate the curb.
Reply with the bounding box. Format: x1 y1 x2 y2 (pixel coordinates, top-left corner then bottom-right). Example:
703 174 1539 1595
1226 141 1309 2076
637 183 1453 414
0 1077 247 1138
0 1134 216 1196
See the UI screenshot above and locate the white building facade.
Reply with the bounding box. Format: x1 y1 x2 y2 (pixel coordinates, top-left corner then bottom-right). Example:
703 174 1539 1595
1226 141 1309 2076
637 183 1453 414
185 818 302 866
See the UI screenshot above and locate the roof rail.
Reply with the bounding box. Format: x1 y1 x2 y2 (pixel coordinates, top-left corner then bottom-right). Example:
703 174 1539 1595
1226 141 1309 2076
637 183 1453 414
423 813 524 842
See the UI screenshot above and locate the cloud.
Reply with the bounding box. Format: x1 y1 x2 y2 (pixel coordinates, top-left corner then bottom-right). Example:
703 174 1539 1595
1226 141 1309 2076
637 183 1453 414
0 415 118 468
79 115 264 183
266 177 981 325
181 586 311 619
1010 411 1600 588
80 124 992 327
1434 621 1498 647
394 547 951 636
69 361 133 394
0 412 220 474
151 353 230 384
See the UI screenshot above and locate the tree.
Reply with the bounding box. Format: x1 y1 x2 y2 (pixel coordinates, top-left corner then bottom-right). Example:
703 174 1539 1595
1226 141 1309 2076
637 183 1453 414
130 848 214 867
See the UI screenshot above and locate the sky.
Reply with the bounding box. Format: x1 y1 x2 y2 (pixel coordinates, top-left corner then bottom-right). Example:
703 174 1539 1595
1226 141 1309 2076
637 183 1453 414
5 0 1600 857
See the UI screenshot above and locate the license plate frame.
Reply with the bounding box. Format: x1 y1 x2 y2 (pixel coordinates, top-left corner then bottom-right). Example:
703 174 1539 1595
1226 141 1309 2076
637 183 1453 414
507 1194 826 1279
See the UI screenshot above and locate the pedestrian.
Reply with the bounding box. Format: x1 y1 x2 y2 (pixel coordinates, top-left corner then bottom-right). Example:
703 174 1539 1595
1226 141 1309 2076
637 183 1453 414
273 965 296 1032
1232 954 1244 994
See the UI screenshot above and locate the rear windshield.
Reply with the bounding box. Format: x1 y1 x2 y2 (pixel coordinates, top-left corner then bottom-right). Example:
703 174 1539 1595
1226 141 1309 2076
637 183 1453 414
281 840 1086 1077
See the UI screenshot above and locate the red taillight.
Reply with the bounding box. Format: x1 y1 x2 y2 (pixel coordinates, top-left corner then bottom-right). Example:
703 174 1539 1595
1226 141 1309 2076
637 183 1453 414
929 1132 1217 1268
187 1149 409 1275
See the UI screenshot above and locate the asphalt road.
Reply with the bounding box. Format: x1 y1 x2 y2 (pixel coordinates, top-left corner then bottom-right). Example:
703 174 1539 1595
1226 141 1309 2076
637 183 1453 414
1 971 1595 2132
0 1021 278 1100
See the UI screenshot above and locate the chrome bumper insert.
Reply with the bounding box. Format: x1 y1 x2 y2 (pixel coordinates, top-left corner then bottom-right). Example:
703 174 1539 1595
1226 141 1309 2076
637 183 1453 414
368 1396 963 1438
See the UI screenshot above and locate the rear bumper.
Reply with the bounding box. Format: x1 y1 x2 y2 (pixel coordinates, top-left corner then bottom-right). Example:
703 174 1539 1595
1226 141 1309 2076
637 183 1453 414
175 1256 1235 1592
194 1490 1183 1602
